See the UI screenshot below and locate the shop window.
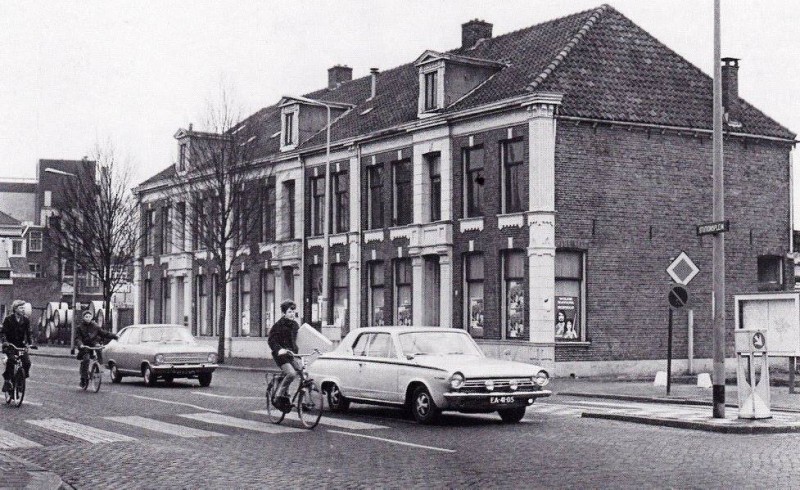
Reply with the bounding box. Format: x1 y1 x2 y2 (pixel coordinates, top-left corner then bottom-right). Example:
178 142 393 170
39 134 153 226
502 139 524 214
161 277 170 323
144 279 154 324
393 160 412 226
331 264 348 328
368 164 384 229
503 250 526 339
211 273 220 336
394 259 413 326
28 231 43 252
555 250 585 342
261 269 275 336
311 175 325 236
333 170 349 233
238 272 251 336
369 262 385 326
463 146 484 217
427 153 441 222
464 253 485 337
423 255 440 326
196 274 209 336
757 255 783 289
310 264 323 323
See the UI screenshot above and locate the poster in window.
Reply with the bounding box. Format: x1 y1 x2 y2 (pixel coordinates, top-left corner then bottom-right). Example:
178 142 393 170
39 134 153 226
333 301 348 328
507 280 525 338
470 298 485 333
397 301 412 326
555 296 579 340
373 305 385 326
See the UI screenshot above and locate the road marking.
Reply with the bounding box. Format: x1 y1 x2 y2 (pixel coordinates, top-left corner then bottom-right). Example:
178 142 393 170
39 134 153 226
105 416 227 438
27 418 136 443
192 392 263 400
0 428 42 449
178 413 303 434
33 365 75 373
119 394 221 413
328 430 455 453
251 410 388 430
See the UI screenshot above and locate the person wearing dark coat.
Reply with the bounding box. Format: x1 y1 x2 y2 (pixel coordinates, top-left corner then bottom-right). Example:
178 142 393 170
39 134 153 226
1 300 32 392
267 300 300 409
76 310 118 388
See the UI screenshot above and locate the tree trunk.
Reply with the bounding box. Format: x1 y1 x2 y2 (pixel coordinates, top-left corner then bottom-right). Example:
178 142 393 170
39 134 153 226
216 299 226 364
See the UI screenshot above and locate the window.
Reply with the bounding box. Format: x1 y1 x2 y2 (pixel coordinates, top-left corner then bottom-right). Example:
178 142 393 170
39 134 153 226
333 170 349 233
178 143 187 172
369 262 385 326
29 231 43 252
261 269 275 336
393 160 412 226
161 277 171 323
44 190 52 207
196 275 210 336
28 263 41 278
424 71 438 110
0 271 10 280
283 112 295 146
757 255 783 289
311 175 325 236
464 253 485 337
555 250 585 342
502 139 524 214
310 264 323 323
366 333 395 358
175 202 186 252
283 180 296 239
423 255 440 326
262 180 276 243
282 267 294 305
211 273 220 336
352 333 370 356
144 279 154 324
464 146 485 217
143 209 155 255
368 164 384 229
192 199 206 251
160 205 171 255
427 153 441 222
394 259 412 326
331 264 348 328
238 272 251 336
11 240 23 256
503 250 526 339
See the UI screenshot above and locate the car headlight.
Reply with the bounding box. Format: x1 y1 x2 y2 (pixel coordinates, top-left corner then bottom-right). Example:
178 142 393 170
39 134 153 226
154 354 165 365
208 353 218 363
449 372 465 390
533 370 550 387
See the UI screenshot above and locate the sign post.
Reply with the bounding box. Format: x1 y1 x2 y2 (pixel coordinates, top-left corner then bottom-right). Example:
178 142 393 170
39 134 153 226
666 285 689 395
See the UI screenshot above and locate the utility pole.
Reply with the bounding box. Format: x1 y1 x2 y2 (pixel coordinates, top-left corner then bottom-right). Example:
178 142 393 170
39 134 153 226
712 0 726 418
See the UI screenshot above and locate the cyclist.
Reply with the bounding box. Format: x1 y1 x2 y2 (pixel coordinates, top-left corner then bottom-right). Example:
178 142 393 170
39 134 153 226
267 299 301 410
1 300 32 393
76 310 118 389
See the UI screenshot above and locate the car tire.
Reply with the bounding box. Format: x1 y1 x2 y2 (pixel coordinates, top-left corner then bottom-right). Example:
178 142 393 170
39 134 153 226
109 363 123 384
498 407 526 423
143 366 158 387
410 386 440 424
164 376 175 385
326 383 350 413
198 372 212 387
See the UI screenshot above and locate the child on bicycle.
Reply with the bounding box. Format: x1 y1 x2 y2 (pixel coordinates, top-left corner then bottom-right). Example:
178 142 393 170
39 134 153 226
1 300 32 393
267 300 301 410
76 310 118 389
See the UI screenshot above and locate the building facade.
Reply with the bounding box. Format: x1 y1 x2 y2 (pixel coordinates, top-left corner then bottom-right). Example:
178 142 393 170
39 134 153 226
133 6 796 376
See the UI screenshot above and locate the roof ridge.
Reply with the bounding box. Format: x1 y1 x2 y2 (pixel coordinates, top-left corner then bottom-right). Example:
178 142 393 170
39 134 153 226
527 4 609 91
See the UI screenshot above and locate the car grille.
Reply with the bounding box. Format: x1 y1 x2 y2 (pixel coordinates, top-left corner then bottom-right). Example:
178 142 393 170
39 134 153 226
163 353 209 364
459 378 538 393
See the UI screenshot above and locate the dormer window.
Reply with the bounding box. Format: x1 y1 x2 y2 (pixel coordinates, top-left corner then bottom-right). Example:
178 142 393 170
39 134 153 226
283 113 294 146
280 104 299 151
178 143 187 172
424 71 439 111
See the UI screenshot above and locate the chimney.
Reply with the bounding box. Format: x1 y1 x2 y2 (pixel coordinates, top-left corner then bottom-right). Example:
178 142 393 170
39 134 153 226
328 65 353 89
721 57 739 121
369 68 379 99
462 19 492 49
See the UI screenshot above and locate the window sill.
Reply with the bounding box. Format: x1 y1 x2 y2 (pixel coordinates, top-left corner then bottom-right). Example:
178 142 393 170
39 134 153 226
555 341 591 347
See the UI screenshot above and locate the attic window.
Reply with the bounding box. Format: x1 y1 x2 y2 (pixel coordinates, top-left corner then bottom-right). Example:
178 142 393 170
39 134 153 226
280 106 299 151
283 113 294 146
360 107 374 116
424 72 438 111
178 143 187 172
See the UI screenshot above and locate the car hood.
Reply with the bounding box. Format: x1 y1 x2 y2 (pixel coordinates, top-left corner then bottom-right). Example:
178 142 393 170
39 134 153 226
107 342 213 354
410 355 544 378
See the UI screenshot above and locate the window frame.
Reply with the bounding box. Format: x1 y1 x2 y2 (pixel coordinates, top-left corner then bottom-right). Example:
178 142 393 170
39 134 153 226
311 174 326 236
554 249 587 343
368 164 384 229
502 249 526 339
463 146 485 218
424 71 438 111
464 253 485 337
333 170 349 234
393 159 412 226
427 153 441 222
501 138 525 214
369 261 385 327
261 269 275 336
28 231 43 252
394 258 413 326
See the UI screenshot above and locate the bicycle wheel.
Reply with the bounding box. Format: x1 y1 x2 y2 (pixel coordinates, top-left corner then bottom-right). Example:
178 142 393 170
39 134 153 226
89 363 102 393
265 376 286 424
297 379 324 429
12 369 25 407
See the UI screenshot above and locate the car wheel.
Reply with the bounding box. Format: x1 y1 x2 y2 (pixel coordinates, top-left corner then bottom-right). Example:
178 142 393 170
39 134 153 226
498 407 526 423
326 383 350 413
164 376 175 385
198 372 212 387
109 363 123 384
143 366 158 387
411 386 440 424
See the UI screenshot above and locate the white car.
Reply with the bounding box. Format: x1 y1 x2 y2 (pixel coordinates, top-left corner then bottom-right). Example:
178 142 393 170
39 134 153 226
308 326 551 424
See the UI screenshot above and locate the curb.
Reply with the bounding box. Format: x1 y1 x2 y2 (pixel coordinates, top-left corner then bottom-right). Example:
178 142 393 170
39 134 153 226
581 411 800 434
30 351 277 373
0 452 69 490
557 391 800 414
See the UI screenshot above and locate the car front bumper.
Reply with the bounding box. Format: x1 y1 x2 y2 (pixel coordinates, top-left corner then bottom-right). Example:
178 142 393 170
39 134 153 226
151 364 218 376
443 390 552 410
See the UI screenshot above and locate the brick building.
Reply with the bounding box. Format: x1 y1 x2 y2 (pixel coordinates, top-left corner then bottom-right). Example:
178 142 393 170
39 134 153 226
133 5 796 375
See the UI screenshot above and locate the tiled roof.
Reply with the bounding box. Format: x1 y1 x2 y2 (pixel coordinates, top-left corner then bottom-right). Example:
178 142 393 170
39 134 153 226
138 164 176 187
8 257 27 274
0 210 21 226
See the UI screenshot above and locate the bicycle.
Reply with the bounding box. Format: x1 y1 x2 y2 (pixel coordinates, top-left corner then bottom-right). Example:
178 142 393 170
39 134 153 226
2 343 36 407
265 350 324 429
80 346 105 393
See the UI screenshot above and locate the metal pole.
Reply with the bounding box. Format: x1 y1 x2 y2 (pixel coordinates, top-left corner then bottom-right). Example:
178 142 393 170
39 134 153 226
70 236 77 355
320 105 332 328
667 307 673 396
688 308 694 374
712 0 726 418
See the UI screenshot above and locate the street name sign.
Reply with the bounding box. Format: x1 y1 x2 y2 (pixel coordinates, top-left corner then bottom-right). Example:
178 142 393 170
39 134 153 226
696 220 730 236
666 252 699 285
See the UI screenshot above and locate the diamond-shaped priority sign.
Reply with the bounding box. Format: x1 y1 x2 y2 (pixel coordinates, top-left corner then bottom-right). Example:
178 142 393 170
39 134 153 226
666 252 699 285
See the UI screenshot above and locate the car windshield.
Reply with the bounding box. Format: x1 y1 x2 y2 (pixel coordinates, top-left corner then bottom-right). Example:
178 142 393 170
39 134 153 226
398 331 483 357
140 326 195 343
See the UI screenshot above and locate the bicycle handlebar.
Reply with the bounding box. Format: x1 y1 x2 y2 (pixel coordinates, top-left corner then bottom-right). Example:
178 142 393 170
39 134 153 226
1 342 35 353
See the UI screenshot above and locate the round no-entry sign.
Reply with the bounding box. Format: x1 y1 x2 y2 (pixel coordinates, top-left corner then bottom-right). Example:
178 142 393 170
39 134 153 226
668 286 689 308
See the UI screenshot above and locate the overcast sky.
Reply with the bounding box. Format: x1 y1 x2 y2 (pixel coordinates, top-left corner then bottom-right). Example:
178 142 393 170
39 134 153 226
1 1 798 211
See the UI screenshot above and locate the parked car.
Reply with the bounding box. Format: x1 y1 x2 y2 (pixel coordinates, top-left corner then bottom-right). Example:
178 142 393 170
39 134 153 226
308 326 552 424
104 324 218 387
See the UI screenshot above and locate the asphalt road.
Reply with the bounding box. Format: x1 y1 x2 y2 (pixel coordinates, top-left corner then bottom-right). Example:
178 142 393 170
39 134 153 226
3 356 800 489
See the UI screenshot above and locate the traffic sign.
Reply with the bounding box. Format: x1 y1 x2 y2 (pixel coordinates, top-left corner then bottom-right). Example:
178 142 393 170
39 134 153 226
697 220 730 236
668 286 689 308
666 252 699 285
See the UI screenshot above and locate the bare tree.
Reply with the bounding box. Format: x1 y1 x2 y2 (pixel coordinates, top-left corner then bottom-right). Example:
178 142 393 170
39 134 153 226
48 146 140 331
166 88 268 363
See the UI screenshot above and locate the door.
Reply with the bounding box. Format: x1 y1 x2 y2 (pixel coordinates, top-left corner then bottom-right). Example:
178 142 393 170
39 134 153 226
361 333 400 402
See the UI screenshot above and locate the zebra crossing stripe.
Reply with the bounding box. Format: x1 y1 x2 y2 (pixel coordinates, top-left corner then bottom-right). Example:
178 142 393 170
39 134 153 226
105 416 226 438
178 413 304 434
250 410 388 430
0 428 41 449
26 418 136 443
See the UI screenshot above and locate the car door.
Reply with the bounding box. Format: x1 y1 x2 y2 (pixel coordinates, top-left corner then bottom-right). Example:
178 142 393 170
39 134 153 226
116 327 141 374
361 332 400 402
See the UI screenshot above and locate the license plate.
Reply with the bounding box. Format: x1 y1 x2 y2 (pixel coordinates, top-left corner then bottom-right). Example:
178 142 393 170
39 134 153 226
490 396 515 404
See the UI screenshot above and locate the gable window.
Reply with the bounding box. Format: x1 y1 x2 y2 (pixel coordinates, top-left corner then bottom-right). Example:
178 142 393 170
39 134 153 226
555 250 585 342
283 112 295 146
333 170 349 234
464 146 485 217
394 258 412 326
464 253 485 337
262 179 276 243
502 139 524 214
11 240 23 256
261 269 275 336
178 143 187 172
424 71 438 111
368 164 384 229
427 153 441 222
311 175 326 236
757 255 783 290
393 160 412 226
503 250 526 339
282 180 296 239
369 262 385 326
29 231 43 252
